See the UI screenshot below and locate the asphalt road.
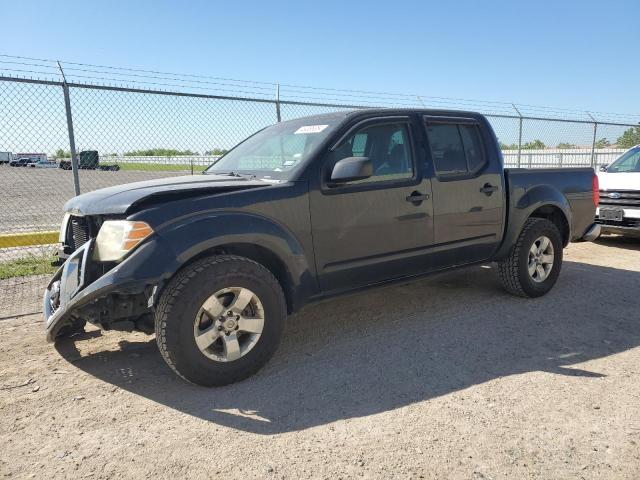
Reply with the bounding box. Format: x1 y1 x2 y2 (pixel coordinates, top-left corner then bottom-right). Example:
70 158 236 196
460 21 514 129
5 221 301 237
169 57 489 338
0 165 187 234
1 238 639 479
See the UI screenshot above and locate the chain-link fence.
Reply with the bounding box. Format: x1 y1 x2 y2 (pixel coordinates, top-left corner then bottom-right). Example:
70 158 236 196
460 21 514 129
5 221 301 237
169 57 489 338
1 58 638 318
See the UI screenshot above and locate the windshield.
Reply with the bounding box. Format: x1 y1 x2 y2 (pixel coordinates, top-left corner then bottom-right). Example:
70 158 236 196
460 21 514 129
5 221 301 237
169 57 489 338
204 116 343 181
608 147 640 173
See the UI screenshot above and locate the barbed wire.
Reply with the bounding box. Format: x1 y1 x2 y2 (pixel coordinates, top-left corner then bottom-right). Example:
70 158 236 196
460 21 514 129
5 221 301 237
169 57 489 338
0 53 638 124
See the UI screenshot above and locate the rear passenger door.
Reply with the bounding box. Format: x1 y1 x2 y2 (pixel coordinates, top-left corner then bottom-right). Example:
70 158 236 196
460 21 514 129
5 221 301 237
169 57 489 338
424 116 504 266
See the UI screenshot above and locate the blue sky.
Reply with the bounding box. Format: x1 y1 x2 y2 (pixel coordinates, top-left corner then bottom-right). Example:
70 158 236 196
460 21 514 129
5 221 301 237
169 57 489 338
2 0 639 118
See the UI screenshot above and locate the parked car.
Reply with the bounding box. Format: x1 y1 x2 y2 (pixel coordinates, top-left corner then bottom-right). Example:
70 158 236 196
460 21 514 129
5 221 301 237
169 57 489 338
9 157 32 167
30 159 58 168
597 145 640 238
44 109 600 386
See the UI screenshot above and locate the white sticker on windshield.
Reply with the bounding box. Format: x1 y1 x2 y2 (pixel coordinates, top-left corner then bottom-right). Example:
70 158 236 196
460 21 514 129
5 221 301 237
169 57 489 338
294 124 328 134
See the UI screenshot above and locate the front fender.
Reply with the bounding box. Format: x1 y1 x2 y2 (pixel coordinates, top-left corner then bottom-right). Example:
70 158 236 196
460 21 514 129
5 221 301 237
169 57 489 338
157 212 316 311
494 184 572 260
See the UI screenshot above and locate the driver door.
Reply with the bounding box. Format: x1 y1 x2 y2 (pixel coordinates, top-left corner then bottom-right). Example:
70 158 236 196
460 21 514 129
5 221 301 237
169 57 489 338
309 116 434 293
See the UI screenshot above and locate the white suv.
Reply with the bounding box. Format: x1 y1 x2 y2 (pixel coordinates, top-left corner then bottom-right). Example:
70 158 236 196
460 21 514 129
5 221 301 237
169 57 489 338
597 145 640 238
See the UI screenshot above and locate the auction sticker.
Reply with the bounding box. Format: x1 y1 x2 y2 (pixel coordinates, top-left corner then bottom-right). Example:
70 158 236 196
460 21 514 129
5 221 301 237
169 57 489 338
294 125 328 134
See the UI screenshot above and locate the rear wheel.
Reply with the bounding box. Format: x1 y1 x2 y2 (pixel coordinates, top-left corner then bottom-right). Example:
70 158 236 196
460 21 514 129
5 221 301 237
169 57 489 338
497 218 563 298
155 255 286 386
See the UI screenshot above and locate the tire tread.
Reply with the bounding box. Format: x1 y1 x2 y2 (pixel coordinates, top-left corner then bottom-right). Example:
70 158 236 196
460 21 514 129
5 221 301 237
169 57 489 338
155 254 286 386
497 218 558 298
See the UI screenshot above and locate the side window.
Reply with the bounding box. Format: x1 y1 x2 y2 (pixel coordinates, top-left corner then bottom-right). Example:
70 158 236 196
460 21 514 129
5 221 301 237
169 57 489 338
351 133 368 157
426 124 467 175
426 122 487 177
330 122 414 184
459 125 486 173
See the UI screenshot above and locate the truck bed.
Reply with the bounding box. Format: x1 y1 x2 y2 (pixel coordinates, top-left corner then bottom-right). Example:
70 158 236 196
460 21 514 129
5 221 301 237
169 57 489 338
504 167 596 245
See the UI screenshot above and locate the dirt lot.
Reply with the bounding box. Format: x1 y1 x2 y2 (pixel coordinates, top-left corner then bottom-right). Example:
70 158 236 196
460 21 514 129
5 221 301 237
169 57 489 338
1 238 639 479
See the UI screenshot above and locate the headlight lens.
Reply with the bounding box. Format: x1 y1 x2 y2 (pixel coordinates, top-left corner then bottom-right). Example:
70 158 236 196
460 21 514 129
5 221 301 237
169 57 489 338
59 213 71 243
93 220 154 262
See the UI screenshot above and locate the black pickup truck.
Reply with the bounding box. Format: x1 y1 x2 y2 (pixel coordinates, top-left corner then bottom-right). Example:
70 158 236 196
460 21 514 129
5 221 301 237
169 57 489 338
44 109 600 386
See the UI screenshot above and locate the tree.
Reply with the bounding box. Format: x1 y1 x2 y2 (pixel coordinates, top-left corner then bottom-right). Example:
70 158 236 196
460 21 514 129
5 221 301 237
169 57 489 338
616 127 640 149
54 148 71 158
522 139 546 150
556 143 576 149
595 138 611 148
499 142 519 150
205 148 229 156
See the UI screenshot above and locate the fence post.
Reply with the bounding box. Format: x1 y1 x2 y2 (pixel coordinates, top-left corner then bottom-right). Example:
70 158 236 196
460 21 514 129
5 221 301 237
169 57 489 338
587 112 598 168
513 104 523 168
275 83 281 123
57 61 81 196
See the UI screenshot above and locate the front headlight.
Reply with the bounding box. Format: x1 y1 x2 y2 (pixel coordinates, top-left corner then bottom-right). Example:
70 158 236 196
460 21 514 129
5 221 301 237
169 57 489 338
93 220 154 262
59 213 71 243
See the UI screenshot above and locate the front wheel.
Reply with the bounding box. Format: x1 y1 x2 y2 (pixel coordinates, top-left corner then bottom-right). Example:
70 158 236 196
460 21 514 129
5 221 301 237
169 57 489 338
497 218 563 298
155 255 287 386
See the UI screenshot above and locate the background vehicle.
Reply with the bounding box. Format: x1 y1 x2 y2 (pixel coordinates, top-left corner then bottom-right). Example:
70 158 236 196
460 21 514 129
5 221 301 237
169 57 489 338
30 159 58 168
0 151 13 164
44 109 600 387
9 157 32 167
13 152 47 160
15 152 47 162
59 150 120 171
597 145 640 238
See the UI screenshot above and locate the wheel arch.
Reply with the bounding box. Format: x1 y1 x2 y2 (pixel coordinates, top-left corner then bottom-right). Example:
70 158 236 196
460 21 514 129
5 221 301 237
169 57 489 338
156 212 318 313
494 184 572 260
184 242 298 314
529 204 570 247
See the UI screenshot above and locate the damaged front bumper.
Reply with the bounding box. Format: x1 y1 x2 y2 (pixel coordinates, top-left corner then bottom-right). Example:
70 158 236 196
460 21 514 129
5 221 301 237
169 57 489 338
44 236 179 342
44 239 93 341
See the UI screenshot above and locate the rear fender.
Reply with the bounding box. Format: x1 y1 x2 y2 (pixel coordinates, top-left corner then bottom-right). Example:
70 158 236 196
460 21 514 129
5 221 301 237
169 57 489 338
494 185 572 260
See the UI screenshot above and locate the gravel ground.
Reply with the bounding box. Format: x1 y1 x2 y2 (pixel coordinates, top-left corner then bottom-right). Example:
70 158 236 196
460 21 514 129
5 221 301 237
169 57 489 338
1 238 639 479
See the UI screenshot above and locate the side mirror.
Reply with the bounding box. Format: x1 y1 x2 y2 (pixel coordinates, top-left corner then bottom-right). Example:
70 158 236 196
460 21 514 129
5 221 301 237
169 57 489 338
599 164 608 172
329 156 372 184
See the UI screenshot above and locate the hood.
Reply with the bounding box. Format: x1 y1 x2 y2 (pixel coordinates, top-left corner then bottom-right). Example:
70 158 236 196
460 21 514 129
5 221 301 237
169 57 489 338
597 171 640 192
64 174 270 216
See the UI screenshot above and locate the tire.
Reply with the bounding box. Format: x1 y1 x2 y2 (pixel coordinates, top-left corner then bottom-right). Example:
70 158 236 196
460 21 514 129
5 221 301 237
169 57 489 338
497 218 563 298
155 255 287 386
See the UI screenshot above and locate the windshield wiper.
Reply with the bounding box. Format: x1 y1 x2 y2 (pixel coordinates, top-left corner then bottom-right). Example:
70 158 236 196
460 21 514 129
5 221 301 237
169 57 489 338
205 170 257 179
203 171 240 177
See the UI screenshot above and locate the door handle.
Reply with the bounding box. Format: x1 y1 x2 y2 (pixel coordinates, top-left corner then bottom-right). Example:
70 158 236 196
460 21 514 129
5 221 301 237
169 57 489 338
406 191 430 204
480 183 499 196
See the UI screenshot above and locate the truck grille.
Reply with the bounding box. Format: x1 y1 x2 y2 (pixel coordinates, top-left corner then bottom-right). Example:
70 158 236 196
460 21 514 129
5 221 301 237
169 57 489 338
67 216 90 251
599 190 640 208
